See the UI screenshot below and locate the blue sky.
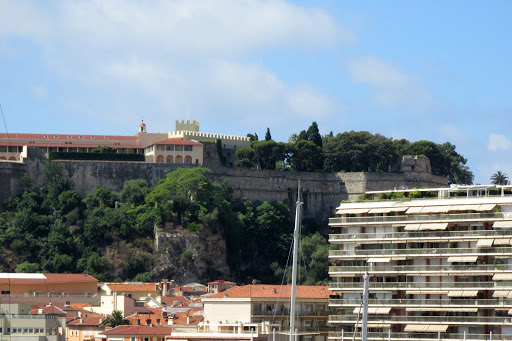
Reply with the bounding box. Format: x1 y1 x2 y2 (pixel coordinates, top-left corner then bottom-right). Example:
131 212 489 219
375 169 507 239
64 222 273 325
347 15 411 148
0 0 511 183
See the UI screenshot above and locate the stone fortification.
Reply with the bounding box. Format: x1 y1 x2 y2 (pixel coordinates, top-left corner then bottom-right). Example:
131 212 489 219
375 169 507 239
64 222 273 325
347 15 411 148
1 147 448 220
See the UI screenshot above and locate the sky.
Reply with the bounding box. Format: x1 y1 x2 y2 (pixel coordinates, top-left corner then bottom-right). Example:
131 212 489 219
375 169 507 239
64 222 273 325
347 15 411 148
0 0 511 184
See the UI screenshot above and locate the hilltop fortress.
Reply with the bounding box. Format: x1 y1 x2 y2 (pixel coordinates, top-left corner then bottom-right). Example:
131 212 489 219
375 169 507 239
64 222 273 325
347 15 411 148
0 120 447 219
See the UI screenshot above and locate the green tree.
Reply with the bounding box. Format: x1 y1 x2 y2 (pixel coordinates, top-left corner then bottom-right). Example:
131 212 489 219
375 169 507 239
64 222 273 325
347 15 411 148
235 147 256 168
15 262 40 273
491 171 509 185
291 140 323 172
91 146 117 153
265 128 272 141
102 311 131 327
306 122 323 148
120 180 149 206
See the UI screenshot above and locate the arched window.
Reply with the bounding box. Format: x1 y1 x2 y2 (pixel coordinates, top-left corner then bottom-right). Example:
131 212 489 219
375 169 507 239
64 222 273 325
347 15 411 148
184 155 192 164
156 155 164 163
175 155 183 164
166 155 173 164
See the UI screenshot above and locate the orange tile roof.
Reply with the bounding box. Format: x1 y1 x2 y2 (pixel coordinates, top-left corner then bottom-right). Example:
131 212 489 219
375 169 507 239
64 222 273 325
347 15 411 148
0 133 138 141
160 296 191 307
207 285 332 299
67 316 105 326
0 273 97 284
102 325 173 336
31 305 67 316
208 280 236 285
106 283 160 292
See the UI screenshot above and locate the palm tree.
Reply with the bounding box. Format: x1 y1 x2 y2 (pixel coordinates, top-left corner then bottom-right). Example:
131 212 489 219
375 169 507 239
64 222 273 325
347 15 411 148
491 171 509 185
102 310 131 327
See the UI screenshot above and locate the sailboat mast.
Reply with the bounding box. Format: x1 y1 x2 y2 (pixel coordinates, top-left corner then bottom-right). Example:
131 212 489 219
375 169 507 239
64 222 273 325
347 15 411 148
290 180 302 341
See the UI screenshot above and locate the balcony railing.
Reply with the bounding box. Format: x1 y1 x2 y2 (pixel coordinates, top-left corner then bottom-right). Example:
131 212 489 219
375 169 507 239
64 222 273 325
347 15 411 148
328 331 512 341
329 263 512 275
329 213 504 226
329 314 512 325
251 309 333 316
329 298 512 307
329 246 512 258
329 229 512 244
329 281 512 290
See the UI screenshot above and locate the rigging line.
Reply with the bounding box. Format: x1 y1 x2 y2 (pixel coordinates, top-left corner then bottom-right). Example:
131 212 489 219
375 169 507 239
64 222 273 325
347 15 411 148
0 104 12 148
267 234 294 341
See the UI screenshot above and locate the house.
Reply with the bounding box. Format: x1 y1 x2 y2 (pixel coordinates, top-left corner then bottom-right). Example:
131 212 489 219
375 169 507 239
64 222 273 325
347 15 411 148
207 280 236 294
67 316 105 341
328 184 512 340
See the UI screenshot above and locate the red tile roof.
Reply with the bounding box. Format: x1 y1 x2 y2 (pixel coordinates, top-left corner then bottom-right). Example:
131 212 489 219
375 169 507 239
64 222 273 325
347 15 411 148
0 273 97 285
106 283 160 292
0 133 137 141
102 325 173 336
67 316 105 326
208 280 236 285
160 296 191 307
31 305 67 316
153 138 201 145
207 285 332 299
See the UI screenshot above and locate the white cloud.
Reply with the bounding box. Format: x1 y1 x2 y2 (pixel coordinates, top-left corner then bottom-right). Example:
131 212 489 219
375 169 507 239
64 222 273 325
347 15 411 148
488 133 512 152
0 0 347 131
346 56 435 110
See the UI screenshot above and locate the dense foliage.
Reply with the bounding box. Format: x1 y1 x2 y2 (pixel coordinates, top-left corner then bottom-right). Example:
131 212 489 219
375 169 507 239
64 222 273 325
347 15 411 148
0 162 330 285
236 122 474 184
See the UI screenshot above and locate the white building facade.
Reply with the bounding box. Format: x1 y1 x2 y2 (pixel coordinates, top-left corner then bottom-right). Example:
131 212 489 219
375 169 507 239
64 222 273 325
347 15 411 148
328 185 512 341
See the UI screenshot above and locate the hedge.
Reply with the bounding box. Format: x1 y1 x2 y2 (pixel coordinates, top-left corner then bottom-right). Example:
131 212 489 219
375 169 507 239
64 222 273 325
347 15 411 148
48 152 145 162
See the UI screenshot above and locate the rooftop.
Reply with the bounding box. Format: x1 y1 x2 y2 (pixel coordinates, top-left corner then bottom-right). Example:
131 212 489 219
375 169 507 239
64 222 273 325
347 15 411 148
103 283 160 292
0 273 97 284
206 284 331 299
102 325 173 336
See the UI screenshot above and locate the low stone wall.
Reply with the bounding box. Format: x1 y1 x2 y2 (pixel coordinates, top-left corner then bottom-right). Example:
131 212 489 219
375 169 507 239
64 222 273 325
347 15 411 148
0 161 27 204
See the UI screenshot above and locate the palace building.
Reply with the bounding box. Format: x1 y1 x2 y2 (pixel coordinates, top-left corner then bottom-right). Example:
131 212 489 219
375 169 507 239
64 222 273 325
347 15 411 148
0 119 250 164
328 185 512 341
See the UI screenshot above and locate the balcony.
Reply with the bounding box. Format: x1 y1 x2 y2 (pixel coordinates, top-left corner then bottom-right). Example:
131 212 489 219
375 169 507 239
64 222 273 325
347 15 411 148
329 281 512 291
328 331 512 341
251 308 332 317
329 314 512 325
329 298 512 308
329 213 504 226
329 246 512 259
329 229 512 244
329 263 512 276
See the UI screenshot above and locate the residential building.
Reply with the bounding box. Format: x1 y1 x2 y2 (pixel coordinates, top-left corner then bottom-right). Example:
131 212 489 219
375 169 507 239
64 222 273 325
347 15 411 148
201 284 332 341
0 273 98 296
67 316 105 341
0 303 67 341
207 280 236 294
328 185 512 341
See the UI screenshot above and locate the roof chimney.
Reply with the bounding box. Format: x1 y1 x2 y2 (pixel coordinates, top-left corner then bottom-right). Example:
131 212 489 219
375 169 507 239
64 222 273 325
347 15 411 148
168 317 174 326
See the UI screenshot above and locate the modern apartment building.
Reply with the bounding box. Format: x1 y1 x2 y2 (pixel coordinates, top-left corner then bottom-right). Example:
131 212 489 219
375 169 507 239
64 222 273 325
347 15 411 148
0 304 67 341
328 185 512 341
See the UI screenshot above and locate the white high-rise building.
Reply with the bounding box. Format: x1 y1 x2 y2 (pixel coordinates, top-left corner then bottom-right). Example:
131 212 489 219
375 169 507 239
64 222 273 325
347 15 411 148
328 185 512 341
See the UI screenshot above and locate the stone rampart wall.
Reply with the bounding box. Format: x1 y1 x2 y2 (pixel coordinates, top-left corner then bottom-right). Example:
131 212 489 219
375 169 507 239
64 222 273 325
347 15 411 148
0 147 449 220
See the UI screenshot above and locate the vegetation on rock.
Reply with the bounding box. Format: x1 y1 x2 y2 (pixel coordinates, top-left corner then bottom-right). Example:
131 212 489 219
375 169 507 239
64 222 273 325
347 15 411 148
0 162 331 285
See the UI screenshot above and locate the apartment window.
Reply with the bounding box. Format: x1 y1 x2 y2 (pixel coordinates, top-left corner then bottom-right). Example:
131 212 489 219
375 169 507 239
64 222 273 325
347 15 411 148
67 136 72 138
166 145 174 151
91 136 95 139
54 136 58 138
144 338 150 341
23 329 29 333
131 338 136 341
104 136 109 139
1 290 10 294
184 145 193 151
79 136 83 139
44 135 48 138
